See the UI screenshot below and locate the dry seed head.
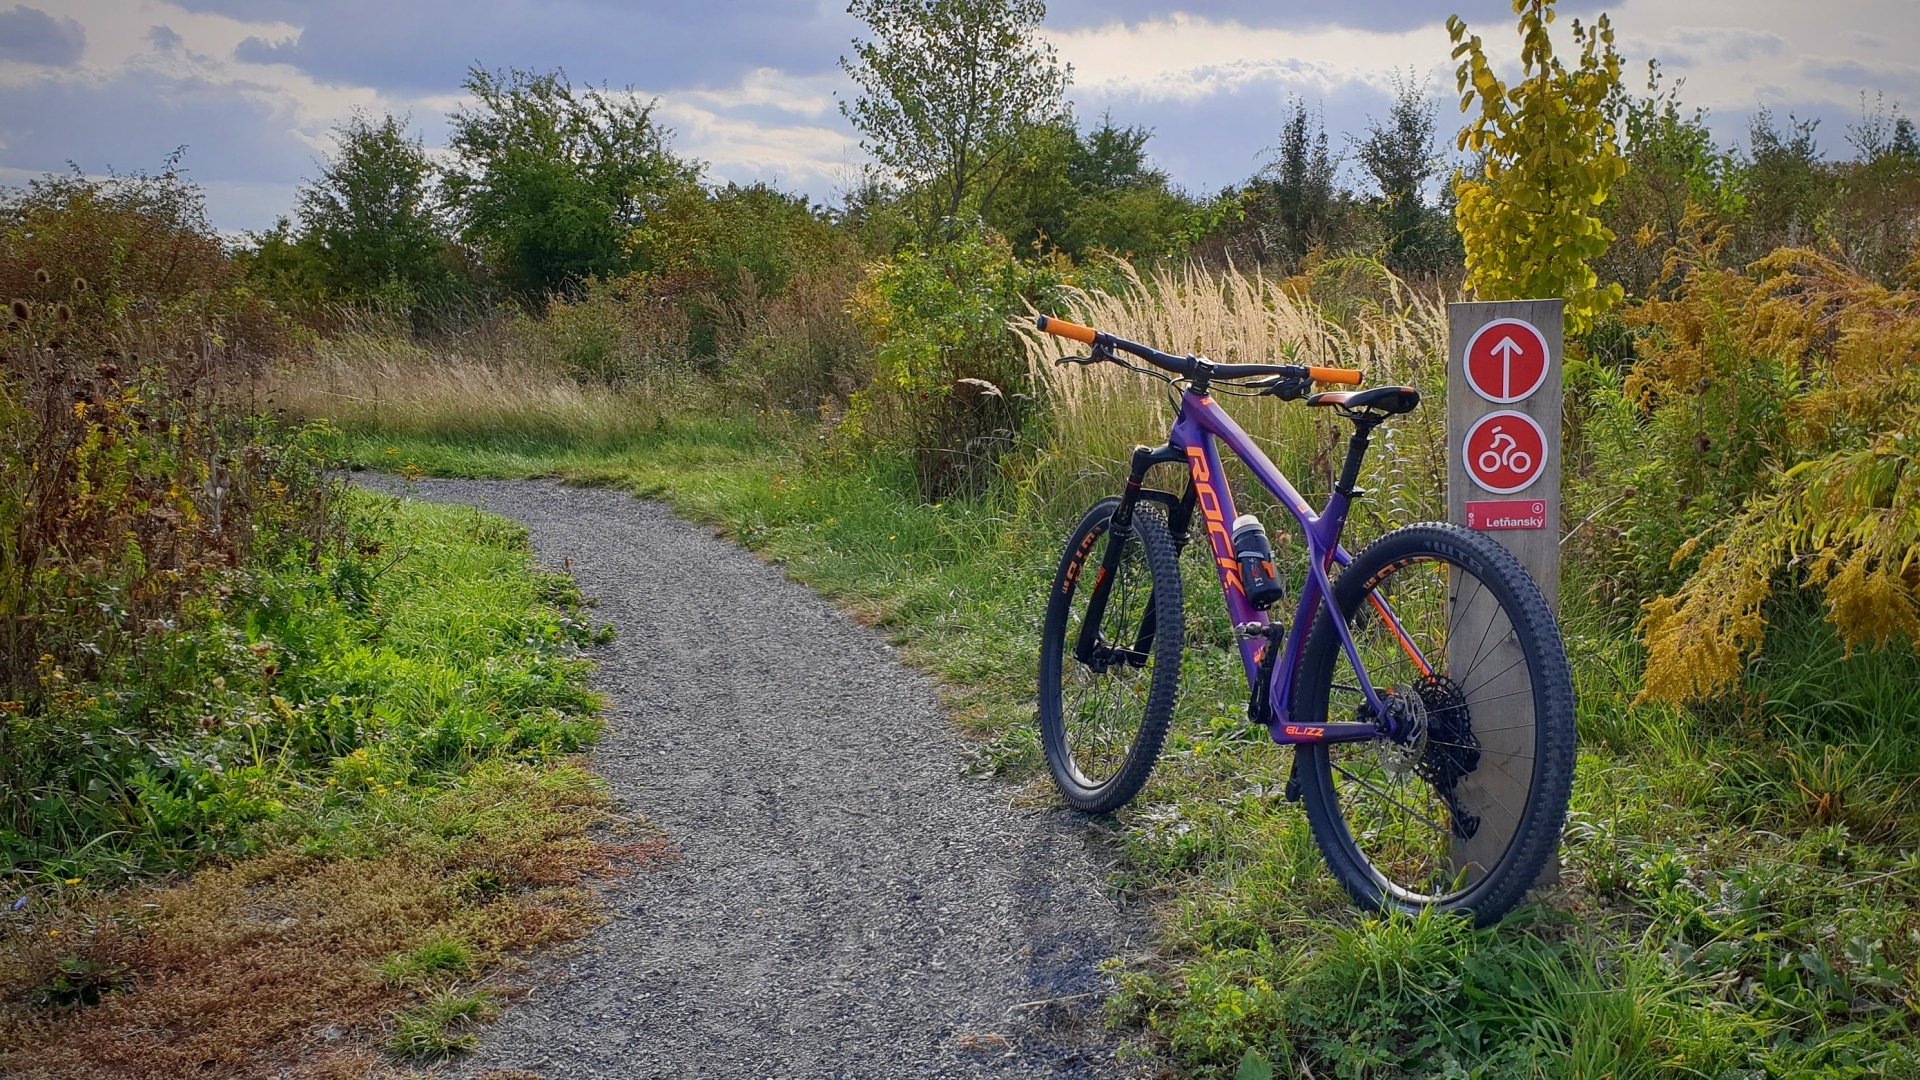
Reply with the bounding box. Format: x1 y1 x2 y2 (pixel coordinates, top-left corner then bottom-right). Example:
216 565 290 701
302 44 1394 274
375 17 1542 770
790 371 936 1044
9 300 28 321
33 268 50 285
54 304 72 323
72 277 89 294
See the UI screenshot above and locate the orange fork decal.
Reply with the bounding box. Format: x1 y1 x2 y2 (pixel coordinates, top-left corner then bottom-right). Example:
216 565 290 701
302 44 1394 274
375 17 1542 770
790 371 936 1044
1185 446 1244 598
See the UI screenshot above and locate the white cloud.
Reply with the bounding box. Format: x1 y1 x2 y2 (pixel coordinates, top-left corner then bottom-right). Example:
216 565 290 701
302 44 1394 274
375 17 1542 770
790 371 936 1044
1045 14 1456 104
1600 0 1920 116
677 67 844 119
656 98 858 192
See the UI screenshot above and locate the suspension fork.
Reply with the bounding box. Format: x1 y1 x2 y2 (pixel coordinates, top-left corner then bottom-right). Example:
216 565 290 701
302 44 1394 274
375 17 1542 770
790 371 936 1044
1074 443 1187 665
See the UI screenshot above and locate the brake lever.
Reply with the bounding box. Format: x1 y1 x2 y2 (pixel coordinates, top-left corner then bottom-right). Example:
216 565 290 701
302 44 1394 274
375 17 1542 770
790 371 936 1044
1257 373 1314 401
1054 342 1116 367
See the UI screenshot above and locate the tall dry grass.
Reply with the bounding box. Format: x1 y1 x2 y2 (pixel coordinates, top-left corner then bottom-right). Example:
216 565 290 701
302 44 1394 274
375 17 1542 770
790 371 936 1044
1014 259 1452 538
270 313 694 446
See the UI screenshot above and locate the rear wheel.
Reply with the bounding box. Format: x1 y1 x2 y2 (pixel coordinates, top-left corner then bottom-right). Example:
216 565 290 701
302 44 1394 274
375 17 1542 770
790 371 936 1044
1038 498 1183 814
1294 523 1575 925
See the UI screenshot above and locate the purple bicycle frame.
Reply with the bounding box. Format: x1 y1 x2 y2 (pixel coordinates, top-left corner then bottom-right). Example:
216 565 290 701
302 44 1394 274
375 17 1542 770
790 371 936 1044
1168 389 1430 745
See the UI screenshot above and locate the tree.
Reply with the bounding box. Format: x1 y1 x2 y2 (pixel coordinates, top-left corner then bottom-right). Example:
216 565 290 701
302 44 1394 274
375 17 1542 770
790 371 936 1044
443 66 700 300
1265 99 1338 261
839 0 1070 236
1846 93 1920 168
1448 0 1628 334
983 114 1195 261
1355 77 1451 270
1071 114 1160 192
1597 67 1743 296
293 111 460 310
1834 94 1920 284
1740 107 1832 252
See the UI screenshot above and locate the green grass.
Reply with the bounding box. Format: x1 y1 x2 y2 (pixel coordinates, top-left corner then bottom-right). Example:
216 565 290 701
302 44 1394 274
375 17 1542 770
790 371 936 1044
1 489 632 1075
1 489 610 882
348 419 1920 1079
378 932 479 988
386 987 499 1057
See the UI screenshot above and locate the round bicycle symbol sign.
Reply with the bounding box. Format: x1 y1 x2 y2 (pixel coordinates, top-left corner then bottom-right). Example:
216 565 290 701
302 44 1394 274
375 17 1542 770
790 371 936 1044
1463 410 1547 494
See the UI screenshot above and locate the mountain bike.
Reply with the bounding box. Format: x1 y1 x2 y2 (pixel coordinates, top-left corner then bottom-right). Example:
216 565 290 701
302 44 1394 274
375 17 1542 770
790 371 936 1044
1033 315 1574 925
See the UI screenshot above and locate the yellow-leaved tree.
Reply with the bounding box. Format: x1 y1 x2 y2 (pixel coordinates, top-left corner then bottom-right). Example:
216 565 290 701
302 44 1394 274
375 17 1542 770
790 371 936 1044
1448 0 1627 335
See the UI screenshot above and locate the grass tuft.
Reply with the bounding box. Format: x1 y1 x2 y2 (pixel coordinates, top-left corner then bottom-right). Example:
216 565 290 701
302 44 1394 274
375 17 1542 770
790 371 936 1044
378 932 478 988
387 987 498 1058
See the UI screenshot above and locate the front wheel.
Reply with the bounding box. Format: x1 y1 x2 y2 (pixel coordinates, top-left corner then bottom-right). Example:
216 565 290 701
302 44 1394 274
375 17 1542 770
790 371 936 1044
1294 523 1575 925
1038 498 1183 814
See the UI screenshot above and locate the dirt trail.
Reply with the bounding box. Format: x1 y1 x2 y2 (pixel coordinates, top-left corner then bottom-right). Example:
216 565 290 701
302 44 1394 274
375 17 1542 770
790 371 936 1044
371 478 1144 1079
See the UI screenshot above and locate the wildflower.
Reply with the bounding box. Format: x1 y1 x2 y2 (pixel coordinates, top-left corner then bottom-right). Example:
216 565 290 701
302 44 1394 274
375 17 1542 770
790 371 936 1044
10 897 26 911
48 929 58 937
64 878 80 886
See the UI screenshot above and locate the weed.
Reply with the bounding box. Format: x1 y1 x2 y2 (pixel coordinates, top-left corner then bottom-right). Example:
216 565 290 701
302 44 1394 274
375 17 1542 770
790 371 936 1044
377 932 478 988
387 988 498 1057
23 952 132 1011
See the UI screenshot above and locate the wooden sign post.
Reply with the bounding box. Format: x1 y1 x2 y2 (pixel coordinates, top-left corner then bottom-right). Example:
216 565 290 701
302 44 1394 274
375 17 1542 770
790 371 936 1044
1446 299 1563 884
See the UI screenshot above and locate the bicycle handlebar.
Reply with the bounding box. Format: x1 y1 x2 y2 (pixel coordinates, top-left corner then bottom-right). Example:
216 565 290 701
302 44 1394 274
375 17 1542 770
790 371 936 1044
1035 315 1362 385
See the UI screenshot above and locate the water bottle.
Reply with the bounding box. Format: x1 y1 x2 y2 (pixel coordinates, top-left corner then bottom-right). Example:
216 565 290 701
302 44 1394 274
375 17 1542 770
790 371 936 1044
1230 514 1286 609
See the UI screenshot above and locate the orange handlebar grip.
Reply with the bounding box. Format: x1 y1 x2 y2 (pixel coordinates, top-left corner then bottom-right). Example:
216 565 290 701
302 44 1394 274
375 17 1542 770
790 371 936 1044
1036 315 1098 345
1309 366 1363 385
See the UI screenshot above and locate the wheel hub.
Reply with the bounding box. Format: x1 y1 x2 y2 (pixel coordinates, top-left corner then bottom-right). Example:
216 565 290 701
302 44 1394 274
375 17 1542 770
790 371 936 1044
1376 689 1428 779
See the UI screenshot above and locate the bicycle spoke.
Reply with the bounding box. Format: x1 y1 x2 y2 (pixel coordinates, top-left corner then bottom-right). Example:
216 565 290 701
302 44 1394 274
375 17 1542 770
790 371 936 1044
1331 760 1450 836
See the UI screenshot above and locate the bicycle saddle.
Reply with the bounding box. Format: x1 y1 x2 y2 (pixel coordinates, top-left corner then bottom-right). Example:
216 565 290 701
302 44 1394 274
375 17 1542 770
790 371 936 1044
1306 385 1421 415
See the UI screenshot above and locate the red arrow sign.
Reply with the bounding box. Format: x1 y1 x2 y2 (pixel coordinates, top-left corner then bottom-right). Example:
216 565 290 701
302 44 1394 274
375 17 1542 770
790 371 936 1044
1463 318 1549 403
1464 410 1547 494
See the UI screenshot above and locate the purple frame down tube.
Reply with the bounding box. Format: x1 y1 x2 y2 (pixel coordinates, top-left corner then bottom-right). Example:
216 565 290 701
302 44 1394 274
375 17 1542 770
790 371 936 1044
1168 391 1424 744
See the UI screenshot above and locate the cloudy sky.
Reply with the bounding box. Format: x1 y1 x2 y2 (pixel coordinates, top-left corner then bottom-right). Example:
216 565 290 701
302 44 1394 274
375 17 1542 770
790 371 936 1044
1 1 1915 233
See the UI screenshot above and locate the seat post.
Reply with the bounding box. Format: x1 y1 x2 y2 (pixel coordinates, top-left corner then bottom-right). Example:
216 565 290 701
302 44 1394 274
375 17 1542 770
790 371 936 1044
1335 414 1386 498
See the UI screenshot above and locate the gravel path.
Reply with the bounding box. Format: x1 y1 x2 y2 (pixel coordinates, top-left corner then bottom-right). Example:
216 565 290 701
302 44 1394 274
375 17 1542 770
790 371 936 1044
369 478 1146 1079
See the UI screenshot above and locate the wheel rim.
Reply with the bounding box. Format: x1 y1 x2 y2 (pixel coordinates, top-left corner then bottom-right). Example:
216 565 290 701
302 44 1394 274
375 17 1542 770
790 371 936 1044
1321 553 1540 905
1057 524 1156 791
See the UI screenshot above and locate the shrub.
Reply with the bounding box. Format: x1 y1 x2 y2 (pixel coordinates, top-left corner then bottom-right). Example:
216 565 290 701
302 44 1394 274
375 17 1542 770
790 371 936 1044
537 271 700 385
0 167 320 700
1579 240 1920 704
846 226 1065 500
